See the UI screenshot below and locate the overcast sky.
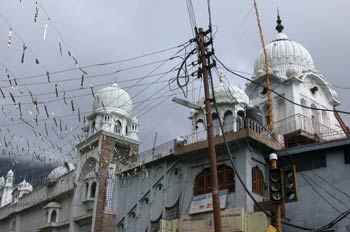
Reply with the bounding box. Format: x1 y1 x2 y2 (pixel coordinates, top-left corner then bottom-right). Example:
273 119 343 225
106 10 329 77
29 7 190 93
0 0 349 165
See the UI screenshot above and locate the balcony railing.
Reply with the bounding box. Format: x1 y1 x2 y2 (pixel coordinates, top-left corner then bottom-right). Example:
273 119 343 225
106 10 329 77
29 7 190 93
273 113 346 141
120 116 272 170
123 114 346 170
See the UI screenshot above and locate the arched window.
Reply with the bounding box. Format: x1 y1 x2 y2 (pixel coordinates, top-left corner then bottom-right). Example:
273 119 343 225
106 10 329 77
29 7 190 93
114 121 122 135
104 115 111 122
193 165 235 196
195 119 206 140
223 110 233 133
212 113 220 136
322 111 330 128
311 103 320 133
252 166 264 196
90 182 97 198
85 182 89 198
50 210 57 223
300 98 308 117
276 97 286 121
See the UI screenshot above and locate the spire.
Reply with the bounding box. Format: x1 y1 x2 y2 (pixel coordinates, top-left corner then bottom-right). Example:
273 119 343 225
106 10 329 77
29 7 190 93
276 9 284 33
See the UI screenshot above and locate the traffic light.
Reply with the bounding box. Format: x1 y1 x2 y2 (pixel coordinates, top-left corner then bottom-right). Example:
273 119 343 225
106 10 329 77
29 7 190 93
269 168 283 202
281 165 298 203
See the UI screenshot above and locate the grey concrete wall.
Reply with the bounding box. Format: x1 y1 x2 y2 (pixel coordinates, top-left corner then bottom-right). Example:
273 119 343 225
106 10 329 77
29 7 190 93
284 148 350 232
114 143 268 232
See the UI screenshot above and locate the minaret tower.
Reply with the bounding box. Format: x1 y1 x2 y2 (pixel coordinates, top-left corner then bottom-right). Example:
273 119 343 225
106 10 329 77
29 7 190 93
245 14 342 147
74 83 141 232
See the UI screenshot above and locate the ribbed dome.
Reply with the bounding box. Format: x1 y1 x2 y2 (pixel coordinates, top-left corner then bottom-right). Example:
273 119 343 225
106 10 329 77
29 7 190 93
17 179 33 192
92 83 132 115
47 162 75 182
214 82 249 105
208 75 249 105
254 32 315 79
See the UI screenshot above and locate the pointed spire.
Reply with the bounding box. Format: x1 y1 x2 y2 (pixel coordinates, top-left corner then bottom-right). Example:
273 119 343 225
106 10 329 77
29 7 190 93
276 9 284 33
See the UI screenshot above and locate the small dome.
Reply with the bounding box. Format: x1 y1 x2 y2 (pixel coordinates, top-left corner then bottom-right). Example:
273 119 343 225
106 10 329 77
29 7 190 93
47 162 75 183
208 75 249 105
131 117 139 124
7 169 14 177
44 201 61 209
17 179 33 192
92 83 132 115
254 32 315 79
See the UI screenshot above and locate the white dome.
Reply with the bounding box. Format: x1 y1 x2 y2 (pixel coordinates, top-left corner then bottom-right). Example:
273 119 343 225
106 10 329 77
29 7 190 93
7 169 14 177
131 116 139 124
205 73 249 106
17 179 33 192
93 83 132 115
214 81 249 105
47 162 75 182
254 32 315 79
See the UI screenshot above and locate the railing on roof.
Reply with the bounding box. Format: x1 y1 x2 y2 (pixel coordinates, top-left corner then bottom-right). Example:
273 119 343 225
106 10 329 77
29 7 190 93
127 116 271 169
273 113 346 141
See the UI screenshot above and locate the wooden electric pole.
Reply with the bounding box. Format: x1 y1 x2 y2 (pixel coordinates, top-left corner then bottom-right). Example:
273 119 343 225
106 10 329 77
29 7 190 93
196 27 222 232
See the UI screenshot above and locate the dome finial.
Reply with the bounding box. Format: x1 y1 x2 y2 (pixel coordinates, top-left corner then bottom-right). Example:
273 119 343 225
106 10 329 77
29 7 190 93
276 8 284 33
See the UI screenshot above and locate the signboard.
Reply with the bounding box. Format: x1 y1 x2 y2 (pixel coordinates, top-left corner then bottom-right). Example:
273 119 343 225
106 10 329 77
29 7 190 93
189 189 228 214
160 219 172 232
180 208 244 232
264 225 277 232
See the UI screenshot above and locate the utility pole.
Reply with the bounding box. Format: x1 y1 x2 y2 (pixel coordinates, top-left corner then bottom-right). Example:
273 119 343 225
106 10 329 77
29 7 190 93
270 153 282 232
196 27 222 232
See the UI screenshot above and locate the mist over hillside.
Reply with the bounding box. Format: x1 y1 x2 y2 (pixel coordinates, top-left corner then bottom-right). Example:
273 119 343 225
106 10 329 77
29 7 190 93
0 156 55 188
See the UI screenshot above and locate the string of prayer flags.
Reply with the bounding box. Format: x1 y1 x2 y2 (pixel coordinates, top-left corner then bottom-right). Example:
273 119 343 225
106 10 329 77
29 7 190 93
21 44 27 63
58 36 62 56
46 71 50 83
0 88 5 99
68 50 77 65
45 122 48 136
53 116 58 127
71 100 75 112
43 18 49 40
80 75 84 89
32 97 39 113
20 118 34 129
63 91 67 105
8 28 12 48
59 119 62 132
18 102 22 118
44 104 49 118
55 83 58 98
34 0 39 23
90 85 95 98
6 70 13 87
78 66 88 75
9 92 16 105
28 90 33 102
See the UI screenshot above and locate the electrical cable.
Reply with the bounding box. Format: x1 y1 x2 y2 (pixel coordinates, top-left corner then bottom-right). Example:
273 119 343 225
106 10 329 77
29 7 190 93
214 55 350 115
0 42 190 83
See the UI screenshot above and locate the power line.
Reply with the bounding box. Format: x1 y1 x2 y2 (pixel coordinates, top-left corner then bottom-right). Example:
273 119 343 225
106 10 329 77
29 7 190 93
0 42 190 83
208 68 350 231
214 55 350 115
